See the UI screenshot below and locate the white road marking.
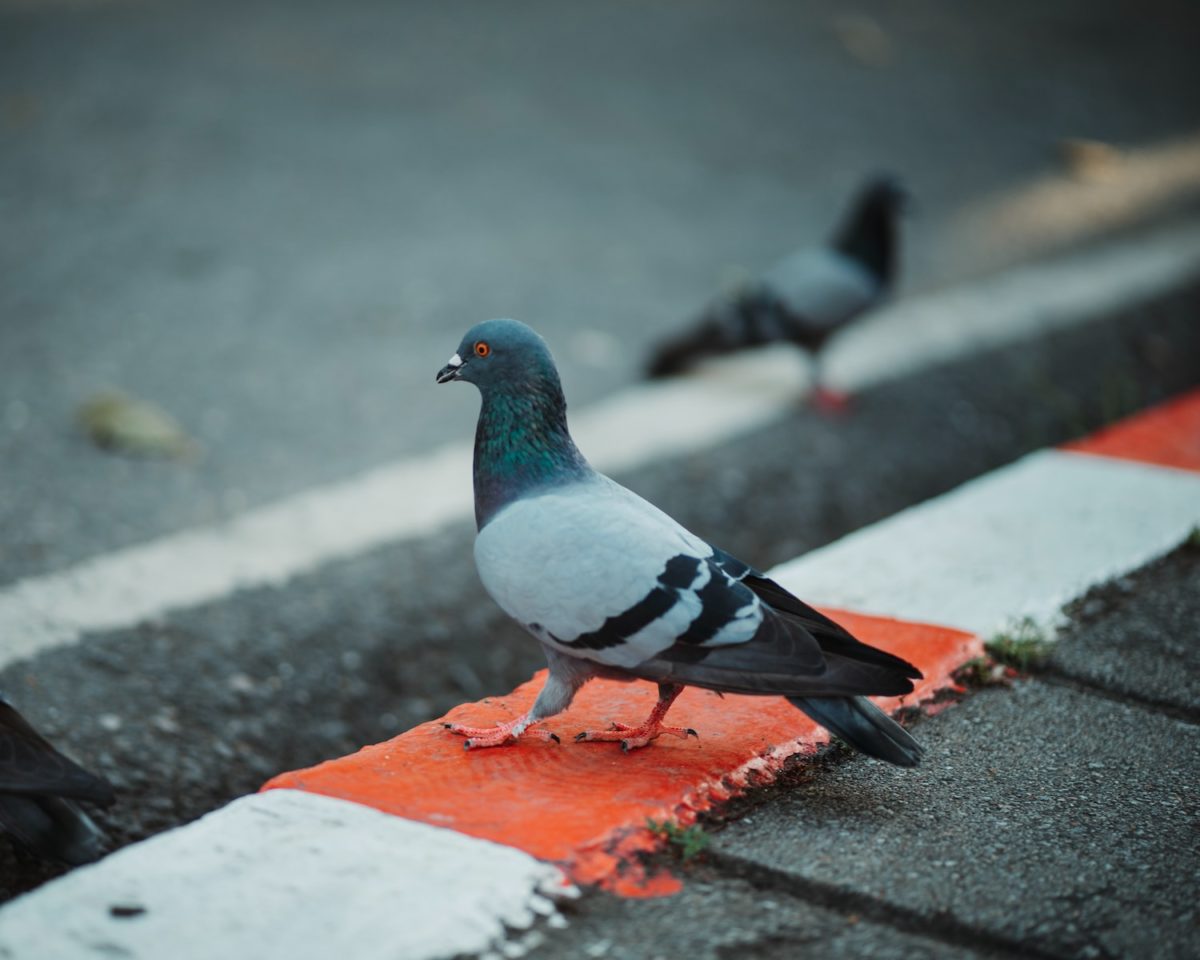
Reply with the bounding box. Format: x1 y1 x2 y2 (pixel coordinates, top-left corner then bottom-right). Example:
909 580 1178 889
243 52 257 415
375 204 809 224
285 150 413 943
0 789 575 960
0 444 473 666
772 449 1200 638
2 222 1200 669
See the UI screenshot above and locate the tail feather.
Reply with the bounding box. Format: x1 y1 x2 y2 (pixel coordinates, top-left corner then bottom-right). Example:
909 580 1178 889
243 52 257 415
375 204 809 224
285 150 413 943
790 695 924 767
646 317 738 377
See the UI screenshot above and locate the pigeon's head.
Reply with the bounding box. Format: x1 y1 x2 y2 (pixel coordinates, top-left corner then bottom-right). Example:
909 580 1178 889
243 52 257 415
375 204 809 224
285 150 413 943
436 318 560 392
859 175 908 215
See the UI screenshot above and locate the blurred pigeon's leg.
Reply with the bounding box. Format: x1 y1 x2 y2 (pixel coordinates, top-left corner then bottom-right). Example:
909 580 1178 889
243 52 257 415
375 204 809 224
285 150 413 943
574 683 696 752
811 386 851 414
807 353 851 414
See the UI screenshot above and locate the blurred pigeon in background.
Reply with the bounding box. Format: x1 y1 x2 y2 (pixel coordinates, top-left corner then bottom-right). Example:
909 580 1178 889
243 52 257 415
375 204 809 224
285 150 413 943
437 319 924 765
0 694 116 865
647 176 907 412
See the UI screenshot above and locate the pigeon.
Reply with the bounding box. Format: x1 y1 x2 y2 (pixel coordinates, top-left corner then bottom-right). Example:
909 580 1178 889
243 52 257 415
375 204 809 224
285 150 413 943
0 694 116 865
646 176 907 412
436 318 924 765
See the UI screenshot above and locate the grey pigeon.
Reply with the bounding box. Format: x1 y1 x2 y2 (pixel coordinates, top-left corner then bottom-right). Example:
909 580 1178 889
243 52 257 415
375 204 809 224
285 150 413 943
0 694 115 864
646 176 906 412
437 319 924 765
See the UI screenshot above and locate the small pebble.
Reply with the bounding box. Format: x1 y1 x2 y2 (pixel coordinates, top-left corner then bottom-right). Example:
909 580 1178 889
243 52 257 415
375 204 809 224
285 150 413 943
98 713 123 732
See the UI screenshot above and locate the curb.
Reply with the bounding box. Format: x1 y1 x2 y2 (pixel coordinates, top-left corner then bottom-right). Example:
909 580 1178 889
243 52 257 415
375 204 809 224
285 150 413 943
1 390 1198 960
265 609 978 899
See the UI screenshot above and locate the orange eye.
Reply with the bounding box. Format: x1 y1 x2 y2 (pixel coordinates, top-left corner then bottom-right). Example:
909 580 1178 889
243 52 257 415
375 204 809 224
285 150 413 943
474 341 491 358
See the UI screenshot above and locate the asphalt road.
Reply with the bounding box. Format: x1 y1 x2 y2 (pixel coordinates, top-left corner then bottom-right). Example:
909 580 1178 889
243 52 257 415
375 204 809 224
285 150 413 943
3 0 1200 582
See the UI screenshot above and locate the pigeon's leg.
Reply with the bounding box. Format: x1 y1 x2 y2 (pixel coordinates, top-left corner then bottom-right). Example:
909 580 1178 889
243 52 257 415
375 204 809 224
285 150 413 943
574 683 697 752
807 352 851 414
444 647 592 750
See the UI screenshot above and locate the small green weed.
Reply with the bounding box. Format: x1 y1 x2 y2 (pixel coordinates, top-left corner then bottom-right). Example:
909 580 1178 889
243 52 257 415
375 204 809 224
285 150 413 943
646 818 711 860
953 656 1010 687
1185 525 1200 550
985 617 1052 672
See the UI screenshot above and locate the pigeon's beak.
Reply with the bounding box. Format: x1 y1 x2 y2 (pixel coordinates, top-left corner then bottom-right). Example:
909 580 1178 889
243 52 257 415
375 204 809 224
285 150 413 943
436 353 464 384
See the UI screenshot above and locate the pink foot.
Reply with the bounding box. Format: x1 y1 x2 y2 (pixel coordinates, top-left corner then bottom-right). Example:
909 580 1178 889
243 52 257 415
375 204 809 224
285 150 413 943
810 386 852 415
574 684 694 751
574 718 698 752
443 714 560 750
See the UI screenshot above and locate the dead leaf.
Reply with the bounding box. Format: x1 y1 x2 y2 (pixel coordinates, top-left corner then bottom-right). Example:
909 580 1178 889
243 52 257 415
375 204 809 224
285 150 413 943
833 14 893 68
78 390 199 460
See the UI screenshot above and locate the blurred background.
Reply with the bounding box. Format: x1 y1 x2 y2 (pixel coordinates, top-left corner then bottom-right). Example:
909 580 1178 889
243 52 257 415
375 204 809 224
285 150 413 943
3 0 1200 582
3 0 1200 903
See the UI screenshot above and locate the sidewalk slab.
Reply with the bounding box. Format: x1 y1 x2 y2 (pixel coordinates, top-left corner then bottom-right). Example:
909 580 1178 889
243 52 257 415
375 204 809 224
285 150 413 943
529 869 987 960
715 681 1200 960
1053 544 1200 715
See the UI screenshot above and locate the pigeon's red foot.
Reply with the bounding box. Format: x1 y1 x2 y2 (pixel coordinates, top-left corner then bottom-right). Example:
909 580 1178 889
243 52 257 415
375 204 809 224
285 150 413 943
810 385 852 416
443 714 560 750
573 685 695 751
574 718 698 752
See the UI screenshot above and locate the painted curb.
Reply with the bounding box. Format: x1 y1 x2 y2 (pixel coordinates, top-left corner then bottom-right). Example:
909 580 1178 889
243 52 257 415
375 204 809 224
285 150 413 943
1062 385 1200 472
773 449 1200 638
264 609 979 897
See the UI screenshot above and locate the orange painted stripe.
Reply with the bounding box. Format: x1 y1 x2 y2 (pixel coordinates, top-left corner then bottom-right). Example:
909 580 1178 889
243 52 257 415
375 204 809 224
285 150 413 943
1062 388 1200 473
264 609 980 897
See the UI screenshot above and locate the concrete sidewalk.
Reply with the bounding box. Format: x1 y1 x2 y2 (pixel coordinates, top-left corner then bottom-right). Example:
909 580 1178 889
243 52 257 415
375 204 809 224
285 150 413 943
532 542 1199 960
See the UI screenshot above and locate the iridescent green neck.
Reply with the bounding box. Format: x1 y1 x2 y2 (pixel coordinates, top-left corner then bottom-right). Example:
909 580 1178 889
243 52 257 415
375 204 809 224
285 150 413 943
473 379 591 529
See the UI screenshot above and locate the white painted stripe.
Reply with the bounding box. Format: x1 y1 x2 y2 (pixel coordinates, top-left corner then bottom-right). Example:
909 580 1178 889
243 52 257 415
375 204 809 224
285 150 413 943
2 222 1199 668
771 450 1200 638
0 790 575 960
0 443 472 666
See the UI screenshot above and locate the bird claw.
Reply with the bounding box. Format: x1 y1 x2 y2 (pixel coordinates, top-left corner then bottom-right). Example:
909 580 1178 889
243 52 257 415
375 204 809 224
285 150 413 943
574 722 698 751
456 728 516 750
444 716 558 750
